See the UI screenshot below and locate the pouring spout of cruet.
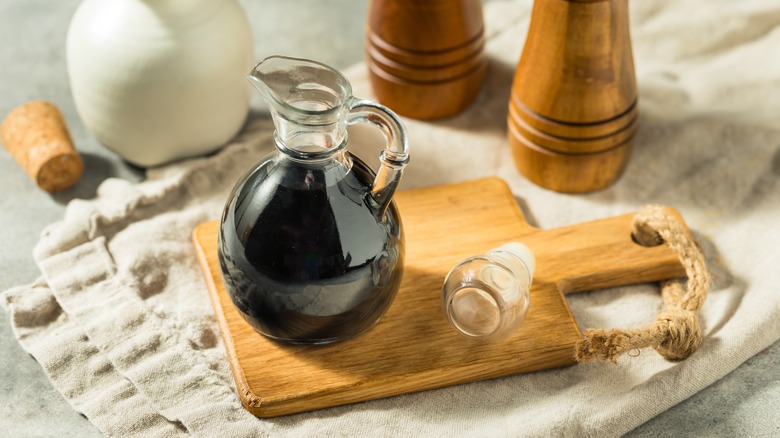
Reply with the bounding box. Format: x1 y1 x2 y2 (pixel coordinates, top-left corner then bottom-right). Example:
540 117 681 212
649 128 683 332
247 56 409 219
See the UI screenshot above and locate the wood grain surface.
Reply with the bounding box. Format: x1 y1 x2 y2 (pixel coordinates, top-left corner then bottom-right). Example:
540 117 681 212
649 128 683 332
193 177 686 417
508 0 637 192
365 0 486 119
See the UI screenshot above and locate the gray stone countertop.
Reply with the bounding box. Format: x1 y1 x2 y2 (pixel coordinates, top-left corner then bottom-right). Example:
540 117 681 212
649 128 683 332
0 0 777 436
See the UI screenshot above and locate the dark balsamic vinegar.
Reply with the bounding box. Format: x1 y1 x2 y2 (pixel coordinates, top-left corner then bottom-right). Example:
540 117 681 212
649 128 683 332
218 152 404 344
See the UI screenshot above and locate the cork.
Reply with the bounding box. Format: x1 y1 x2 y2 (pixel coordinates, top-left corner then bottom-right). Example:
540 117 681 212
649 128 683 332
1 101 84 192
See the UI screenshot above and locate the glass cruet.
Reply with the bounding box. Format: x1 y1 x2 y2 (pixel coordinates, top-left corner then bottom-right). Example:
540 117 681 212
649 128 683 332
218 56 410 345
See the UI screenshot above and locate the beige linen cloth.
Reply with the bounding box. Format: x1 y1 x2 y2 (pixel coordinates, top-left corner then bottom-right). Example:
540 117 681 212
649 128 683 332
4 0 780 436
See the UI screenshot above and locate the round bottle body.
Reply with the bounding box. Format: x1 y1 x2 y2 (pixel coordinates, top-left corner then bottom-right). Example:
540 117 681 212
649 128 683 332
67 0 252 166
219 151 404 344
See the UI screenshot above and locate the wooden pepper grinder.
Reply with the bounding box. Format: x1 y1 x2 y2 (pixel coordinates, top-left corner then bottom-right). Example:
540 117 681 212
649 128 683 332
508 0 637 193
366 0 487 120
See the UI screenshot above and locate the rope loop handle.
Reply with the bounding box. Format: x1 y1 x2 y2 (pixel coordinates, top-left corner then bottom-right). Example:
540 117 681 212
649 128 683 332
575 205 711 363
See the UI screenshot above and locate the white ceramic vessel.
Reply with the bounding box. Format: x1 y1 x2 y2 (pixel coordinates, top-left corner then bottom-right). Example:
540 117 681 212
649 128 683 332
67 0 253 167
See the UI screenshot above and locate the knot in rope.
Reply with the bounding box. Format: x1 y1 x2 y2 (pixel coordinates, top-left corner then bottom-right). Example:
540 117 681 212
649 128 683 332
575 205 711 364
654 307 702 361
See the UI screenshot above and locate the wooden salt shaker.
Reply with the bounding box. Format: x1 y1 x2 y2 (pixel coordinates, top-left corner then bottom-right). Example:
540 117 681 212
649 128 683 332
366 0 487 120
508 0 637 193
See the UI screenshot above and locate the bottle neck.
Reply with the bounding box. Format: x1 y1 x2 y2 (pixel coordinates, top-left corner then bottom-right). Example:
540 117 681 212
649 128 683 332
138 0 221 20
269 104 348 155
273 130 349 163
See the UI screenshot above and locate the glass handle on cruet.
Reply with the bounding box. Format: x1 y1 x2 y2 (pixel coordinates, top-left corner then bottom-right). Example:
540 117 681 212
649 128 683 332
347 98 410 219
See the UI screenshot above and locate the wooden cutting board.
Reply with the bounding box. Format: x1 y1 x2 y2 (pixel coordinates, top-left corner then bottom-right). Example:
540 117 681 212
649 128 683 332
193 177 686 417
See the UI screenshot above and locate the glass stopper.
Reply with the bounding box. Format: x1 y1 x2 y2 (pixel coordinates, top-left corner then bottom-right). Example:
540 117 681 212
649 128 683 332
442 243 535 340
